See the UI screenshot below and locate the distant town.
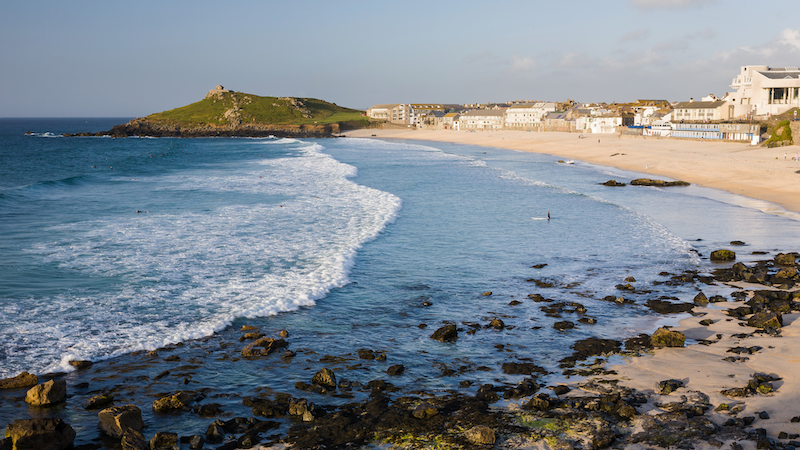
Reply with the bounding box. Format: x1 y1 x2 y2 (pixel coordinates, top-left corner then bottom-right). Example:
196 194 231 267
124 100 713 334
366 65 800 143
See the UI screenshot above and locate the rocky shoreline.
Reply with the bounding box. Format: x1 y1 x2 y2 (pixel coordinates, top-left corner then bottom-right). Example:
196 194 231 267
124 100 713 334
1 250 799 450
64 118 351 139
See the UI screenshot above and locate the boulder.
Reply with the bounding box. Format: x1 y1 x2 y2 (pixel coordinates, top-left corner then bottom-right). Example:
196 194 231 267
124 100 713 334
121 428 148 450
553 320 575 330
464 425 495 445
312 368 336 388
150 431 178 450
630 178 689 187
412 402 439 420
710 249 736 262
386 364 405 376
488 318 505 330
747 311 783 329
85 393 114 410
5 418 76 450
775 253 796 266
153 392 193 412
0 372 38 390
241 337 288 357
650 327 685 348
602 180 626 187
98 404 145 439
657 379 685 395
429 324 458 342
776 267 798 279
693 292 709 306
25 379 67 406
68 360 93 370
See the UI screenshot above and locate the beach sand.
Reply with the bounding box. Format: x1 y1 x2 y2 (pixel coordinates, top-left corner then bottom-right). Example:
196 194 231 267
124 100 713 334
345 128 800 449
344 129 800 215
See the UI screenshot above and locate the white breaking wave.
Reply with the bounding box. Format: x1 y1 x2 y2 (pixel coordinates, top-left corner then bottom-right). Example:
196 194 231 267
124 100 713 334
5 140 401 376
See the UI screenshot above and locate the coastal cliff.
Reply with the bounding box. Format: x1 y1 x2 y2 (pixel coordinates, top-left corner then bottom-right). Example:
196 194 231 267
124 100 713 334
71 86 373 138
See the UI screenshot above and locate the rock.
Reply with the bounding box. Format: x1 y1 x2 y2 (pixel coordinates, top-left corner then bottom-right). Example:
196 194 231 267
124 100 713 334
630 178 689 187
312 368 336 388
25 379 67 406
289 398 310 416
386 364 405 376
0 372 38 390
302 410 315 422
657 379 684 395
153 392 193 412
488 318 505 330
553 320 575 330
776 267 798 279
625 276 636 282
747 311 783 329
552 385 570 396
150 431 178 450
501 362 547 375
699 319 714 326
523 395 551 411
241 337 288 356
775 253 796 266
85 393 114 409
412 402 439 420
464 425 495 445
5 418 76 450
205 422 225 444
188 435 204 450
602 180 626 186
481 291 492 296
694 292 709 306
121 428 148 450
98 404 145 439
650 327 685 348
430 324 458 342
730 240 746 246
68 360 93 370
646 299 695 314
710 249 736 262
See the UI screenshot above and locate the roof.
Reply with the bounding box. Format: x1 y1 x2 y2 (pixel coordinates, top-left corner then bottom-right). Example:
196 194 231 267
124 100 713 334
443 112 459 118
758 71 800 80
673 101 727 109
368 104 396 110
546 112 568 120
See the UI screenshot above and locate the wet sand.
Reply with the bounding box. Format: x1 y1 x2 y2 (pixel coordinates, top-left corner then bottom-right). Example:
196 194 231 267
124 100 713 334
344 129 800 215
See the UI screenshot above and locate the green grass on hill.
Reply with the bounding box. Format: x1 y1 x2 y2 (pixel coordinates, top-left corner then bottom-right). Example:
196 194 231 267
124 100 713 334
145 92 367 127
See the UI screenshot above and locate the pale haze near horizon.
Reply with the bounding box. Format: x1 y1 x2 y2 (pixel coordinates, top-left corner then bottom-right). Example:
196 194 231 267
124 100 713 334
1 0 798 117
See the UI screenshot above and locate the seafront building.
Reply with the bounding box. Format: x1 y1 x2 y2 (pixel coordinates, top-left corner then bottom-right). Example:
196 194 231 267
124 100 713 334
729 65 800 118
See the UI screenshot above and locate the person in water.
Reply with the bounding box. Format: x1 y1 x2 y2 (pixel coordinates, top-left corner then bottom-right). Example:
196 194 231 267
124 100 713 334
547 212 550 220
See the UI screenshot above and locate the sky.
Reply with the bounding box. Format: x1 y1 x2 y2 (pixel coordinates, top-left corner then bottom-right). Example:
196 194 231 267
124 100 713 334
2 0 799 117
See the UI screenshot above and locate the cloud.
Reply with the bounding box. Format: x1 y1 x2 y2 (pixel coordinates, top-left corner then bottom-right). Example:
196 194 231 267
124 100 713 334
629 0 716 10
620 28 650 43
716 27 800 62
509 55 536 73
463 50 506 67
780 28 800 50
687 27 716 40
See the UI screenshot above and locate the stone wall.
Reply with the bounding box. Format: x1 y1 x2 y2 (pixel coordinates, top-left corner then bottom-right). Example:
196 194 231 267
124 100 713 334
791 121 800 145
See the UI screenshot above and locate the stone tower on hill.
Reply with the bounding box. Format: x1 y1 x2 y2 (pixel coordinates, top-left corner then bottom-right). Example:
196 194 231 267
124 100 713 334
205 85 232 99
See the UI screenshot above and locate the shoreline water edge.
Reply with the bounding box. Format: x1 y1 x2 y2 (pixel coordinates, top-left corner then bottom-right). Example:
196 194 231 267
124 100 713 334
2 128 800 450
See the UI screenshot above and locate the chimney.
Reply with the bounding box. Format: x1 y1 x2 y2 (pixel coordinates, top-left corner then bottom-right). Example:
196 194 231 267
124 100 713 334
689 98 694 103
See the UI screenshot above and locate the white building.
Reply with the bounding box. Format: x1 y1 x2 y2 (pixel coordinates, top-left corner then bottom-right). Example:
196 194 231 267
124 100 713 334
729 65 800 118
366 104 394 120
672 100 730 122
459 109 506 130
576 114 622 134
503 102 556 129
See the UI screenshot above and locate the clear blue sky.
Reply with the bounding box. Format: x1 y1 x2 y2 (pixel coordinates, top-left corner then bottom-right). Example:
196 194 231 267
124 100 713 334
2 0 798 116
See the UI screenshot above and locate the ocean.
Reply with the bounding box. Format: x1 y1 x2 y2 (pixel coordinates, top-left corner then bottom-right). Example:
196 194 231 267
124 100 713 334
2 118 799 440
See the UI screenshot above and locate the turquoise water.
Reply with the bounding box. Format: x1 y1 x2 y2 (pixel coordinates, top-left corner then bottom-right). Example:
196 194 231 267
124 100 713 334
2 119 800 441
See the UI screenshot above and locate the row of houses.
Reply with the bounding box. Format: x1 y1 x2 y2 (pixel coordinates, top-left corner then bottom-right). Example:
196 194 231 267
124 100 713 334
366 65 800 141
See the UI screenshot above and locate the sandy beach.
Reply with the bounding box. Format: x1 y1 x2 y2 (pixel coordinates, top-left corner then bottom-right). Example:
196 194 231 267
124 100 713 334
344 129 800 215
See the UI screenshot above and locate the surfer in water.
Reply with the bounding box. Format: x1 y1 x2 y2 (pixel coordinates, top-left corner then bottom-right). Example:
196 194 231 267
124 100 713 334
547 212 550 220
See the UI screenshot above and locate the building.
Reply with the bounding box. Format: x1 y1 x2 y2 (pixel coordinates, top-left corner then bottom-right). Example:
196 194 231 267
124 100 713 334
504 102 556 129
459 109 506 130
366 104 394 120
672 100 730 122
387 104 411 125
409 104 445 128
440 112 460 130
543 112 574 132
729 65 800 118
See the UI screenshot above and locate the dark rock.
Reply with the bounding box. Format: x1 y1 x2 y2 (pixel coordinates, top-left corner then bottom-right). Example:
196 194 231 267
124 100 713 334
150 432 178 450
25 379 67 406
488 318 505 330
775 253 796 266
68 360 93 370
650 327 685 348
0 372 38 390
552 385 571 396
553 320 575 331
578 317 598 324
646 299 695 314
152 392 193 412
630 178 689 187
730 241 746 246
386 364 405 376
121 428 148 450
523 395 552 411
657 379 684 395
709 295 728 303
710 249 736 262
430 324 458 342
476 384 501 402
98 404 145 438
464 425 495 445
528 293 548 302
357 349 376 360
759 411 770 420
195 403 224 417
747 311 783 329
312 368 337 388
694 292 709 306
241 337 288 357
412 402 438 419
205 422 225 444
84 393 114 410
699 319 714 326
188 435 204 450
481 291 492 296
564 337 622 363
5 418 76 450
602 180 626 187
501 362 547 375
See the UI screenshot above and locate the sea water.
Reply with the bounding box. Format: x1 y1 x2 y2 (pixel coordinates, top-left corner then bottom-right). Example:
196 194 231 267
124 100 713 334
2 119 800 437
